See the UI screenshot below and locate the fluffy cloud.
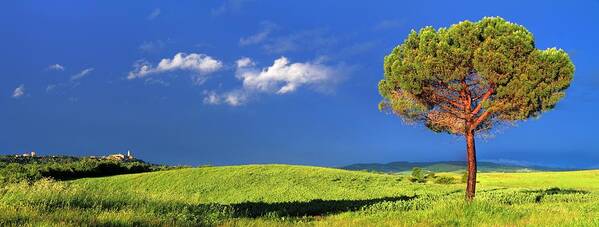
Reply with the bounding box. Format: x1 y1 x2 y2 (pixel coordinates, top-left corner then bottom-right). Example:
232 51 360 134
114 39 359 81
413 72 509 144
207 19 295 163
203 90 248 106
236 57 254 68
237 57 338 94
12 84 25 98
204 56 342 106
71 68 94 81
47 64 65 71
127 53 223 80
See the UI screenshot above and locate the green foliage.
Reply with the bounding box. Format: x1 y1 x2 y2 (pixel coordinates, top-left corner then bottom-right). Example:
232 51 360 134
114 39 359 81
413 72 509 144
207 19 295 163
379 17 574 134
410 167 427 182
409 167 438 183
434 175 456 184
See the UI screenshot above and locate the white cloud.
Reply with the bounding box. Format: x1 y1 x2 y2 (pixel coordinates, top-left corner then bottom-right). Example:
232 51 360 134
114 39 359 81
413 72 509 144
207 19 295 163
12 84 25 98
127 53 223 80
236 57 254 68
71 68 94 81
147 8 161 20
223 91 248 106
47 64 65 71
203 90 248 106
203 91 221 105
204 56 343 106
237 56 339 94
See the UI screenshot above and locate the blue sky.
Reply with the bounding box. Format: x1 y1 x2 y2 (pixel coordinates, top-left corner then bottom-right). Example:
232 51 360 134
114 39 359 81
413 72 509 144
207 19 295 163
1 0 598 168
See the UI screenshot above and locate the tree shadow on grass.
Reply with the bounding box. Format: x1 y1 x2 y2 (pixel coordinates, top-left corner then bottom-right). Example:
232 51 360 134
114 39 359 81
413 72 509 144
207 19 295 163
522 187 589 203
226 195 418 218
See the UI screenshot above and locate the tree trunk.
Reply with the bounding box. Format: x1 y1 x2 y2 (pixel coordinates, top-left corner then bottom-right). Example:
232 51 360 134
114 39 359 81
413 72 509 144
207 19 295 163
465 130 477 201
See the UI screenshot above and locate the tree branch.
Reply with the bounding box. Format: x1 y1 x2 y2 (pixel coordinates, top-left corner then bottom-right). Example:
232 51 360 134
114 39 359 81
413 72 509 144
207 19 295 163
438 104 467 120
470 87 494 116
422 87 465 110
433 91 465 109
472 109 492 128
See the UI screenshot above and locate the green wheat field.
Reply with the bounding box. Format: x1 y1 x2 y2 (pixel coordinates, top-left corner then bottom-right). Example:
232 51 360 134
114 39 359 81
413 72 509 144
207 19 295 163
1 164 598 226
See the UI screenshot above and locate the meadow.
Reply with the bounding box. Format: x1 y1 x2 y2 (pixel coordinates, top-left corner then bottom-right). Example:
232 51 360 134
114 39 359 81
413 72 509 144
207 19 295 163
0 164 598 226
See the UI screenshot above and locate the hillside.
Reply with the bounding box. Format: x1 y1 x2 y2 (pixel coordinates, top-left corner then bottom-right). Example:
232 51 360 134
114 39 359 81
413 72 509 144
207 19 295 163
0 155 173 184
341 161 566 173
2 164 598 226
71 164 444 204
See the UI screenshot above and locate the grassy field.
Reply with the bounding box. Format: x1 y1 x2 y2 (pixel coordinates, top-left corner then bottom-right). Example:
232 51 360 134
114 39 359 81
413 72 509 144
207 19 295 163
1 164 598 226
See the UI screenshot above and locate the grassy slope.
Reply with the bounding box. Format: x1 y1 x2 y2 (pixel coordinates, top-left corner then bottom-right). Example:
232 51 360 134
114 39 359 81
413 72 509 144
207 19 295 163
73 165 599 199
480 170 599 190
1 164 598 226
72 164 455 204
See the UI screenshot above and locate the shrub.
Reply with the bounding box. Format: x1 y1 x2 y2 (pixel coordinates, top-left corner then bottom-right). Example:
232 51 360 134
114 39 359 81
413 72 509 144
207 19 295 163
410 167 431 183
433 176 455 184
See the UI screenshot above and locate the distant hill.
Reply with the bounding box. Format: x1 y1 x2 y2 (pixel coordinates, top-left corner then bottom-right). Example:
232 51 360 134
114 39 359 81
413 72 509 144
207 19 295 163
0 154 176 184
340 161 569 173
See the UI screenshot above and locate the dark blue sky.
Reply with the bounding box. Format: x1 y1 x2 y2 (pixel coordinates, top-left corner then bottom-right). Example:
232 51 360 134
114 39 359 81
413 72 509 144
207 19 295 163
2 1 598 168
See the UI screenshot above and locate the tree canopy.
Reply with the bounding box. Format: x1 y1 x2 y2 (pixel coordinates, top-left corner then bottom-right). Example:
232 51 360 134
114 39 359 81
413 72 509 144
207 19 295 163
378 17 574 135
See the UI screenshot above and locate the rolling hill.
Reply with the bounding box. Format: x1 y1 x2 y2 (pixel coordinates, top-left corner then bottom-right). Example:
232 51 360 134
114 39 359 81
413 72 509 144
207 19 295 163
341 161 568 173
70 164 437 204
2 164 598 226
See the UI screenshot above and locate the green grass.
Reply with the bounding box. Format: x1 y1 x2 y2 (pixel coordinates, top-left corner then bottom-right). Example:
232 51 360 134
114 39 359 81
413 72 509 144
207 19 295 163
1 164 598 226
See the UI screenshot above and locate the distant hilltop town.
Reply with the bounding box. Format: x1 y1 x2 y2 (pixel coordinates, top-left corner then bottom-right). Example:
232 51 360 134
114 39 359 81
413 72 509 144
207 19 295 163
15 151 37 157
92 150 135 161
13 150 136 161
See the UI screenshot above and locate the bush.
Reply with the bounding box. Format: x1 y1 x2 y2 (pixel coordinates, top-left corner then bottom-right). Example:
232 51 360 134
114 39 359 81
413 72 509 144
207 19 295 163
410 167 427 183
410 167 438 183
433 176 456 184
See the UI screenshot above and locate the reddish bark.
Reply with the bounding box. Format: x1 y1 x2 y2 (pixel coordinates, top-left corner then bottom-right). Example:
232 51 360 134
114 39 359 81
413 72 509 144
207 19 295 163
465 129 477 201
